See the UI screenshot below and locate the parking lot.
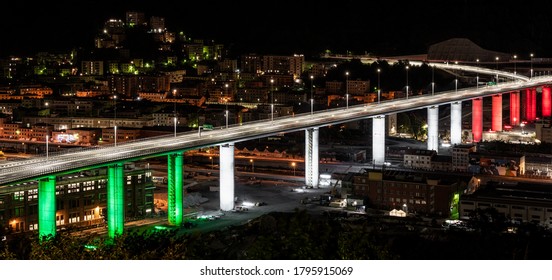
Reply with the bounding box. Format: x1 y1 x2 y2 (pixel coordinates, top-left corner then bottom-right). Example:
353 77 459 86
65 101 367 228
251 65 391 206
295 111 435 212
145 172 333 234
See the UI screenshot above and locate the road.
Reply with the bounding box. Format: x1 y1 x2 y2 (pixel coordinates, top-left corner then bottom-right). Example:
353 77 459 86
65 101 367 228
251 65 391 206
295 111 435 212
0 67 550 188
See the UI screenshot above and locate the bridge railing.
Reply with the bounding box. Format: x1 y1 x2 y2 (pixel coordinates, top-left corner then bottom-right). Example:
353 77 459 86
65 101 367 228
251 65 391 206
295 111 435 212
2 72 552 178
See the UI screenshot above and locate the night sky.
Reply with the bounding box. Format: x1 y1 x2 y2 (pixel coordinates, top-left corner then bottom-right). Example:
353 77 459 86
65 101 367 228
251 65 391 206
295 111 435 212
2 0 552 58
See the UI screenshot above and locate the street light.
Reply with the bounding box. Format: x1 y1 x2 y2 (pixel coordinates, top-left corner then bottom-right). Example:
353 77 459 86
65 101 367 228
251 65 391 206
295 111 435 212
291 162 296 176
530 53 534 78
250 159 254 173
173 89 177 137
345 71 349 109
113 95 117 146
225 84 229 129
495 56 499 84
405 65 409 99
310 75 314 116
476 59 480 89
513 54 517 75
455 78 458 93
377 68 381 103
45 133 49 160
431 65 435 95
270 78 274 123
209 156 213 169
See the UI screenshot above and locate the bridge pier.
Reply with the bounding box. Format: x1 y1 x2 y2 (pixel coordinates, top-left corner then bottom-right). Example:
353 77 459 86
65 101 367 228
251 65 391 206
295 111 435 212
450 101 462 145
543 86 551 118
510 91 520 126
427 106 439 152
525 88 537 122
372 115 385 165
219 143 235 211
38 175 56 240
492 94 502 132
107 163 125 238
305 128 319 188
167 152 184 226
472 98 483 142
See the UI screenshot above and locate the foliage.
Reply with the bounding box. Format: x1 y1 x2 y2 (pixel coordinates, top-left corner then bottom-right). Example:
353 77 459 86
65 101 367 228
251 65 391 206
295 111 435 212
3 210 552 260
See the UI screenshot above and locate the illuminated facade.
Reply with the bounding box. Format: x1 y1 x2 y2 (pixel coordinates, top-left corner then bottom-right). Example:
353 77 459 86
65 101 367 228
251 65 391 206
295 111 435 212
0 164 154 236
262 55 304 78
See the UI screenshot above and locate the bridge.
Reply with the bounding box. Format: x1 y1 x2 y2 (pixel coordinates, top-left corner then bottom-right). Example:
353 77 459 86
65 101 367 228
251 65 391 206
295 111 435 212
2 62 551 240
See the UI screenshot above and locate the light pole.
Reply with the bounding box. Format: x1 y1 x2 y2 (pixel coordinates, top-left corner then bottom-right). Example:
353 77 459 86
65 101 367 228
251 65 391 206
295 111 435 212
250 159 254 173
345 71 349 109
405 65 409 99
495 56 499 84
45 132 49 160
236 69 241 101
173 89 177 137
113 95 117 146
270 78 274 123
225 84 229 129
476 59 479 89
377 68 381 103
513 54 517 75
310 75 314 116
291 162 296 176
431 65 435 95
455 78 458 93
530 53 534 78
209 156 213 169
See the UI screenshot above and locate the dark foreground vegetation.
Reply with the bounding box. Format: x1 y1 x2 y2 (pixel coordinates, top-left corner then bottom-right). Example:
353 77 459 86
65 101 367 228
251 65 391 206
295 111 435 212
1 209 551 260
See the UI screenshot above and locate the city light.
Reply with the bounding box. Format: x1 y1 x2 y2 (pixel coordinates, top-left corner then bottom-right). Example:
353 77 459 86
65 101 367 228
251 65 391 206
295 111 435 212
405 65 409 99
310 75 314 116
4 9 552 264
377 68 381 103
345 71 349 109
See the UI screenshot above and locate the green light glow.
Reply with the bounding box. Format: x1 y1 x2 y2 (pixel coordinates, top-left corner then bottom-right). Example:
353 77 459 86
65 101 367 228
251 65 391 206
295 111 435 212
450 192 460 220
84 244 98 250
38 175 56 241
167 152 183 226
154 225 169 230
107 163 124 238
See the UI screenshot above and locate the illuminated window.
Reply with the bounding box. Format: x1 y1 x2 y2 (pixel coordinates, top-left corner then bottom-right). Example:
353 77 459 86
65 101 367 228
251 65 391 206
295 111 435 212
84 210 94 221
68 183 80 193
69 212 80 224
27 189 38 201
13 191 24 202
29 223 38 231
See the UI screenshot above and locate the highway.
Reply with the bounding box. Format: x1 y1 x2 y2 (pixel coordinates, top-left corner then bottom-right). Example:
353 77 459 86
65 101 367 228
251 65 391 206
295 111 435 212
0 64 551 189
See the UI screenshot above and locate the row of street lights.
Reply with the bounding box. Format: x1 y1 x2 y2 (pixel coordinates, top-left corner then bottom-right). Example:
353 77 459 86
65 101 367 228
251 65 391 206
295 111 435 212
108 53 537 154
